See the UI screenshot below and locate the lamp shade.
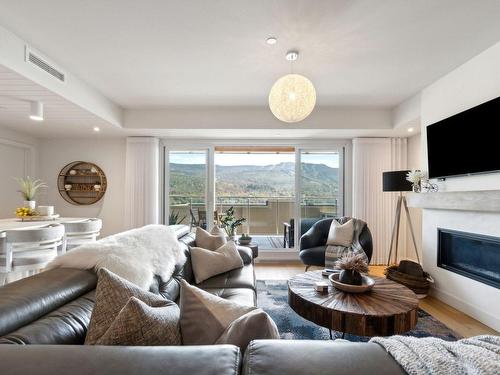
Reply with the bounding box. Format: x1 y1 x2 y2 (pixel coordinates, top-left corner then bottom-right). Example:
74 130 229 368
382 170 412 192
268 74 316 123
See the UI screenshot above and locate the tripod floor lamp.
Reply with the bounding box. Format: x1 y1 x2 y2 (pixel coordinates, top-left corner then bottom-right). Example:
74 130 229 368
383 170 420 266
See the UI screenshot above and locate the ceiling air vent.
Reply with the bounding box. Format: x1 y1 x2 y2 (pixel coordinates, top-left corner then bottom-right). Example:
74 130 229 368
25 46 66 83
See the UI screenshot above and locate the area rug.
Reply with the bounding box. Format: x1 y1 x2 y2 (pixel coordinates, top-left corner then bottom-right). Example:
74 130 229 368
257 280 461 342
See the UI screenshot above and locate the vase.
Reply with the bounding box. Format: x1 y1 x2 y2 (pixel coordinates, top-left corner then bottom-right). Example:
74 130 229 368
23 200 36 210
412 183 421 193
339 269 362 285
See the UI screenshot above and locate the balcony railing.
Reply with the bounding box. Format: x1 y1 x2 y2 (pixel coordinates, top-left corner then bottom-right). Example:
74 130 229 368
168 195 338 236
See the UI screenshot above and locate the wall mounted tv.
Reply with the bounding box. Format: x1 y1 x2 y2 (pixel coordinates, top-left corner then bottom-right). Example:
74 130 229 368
426 95 500 179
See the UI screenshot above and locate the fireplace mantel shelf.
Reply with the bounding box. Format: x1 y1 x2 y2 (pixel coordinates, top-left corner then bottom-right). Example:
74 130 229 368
406 190 500 213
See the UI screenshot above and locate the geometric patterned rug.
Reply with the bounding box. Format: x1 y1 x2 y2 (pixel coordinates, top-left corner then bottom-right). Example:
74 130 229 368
257 280 461 342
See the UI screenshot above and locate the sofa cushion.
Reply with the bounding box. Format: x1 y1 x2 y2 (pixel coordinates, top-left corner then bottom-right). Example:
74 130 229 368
0 345 242 375
242 340 405 375
196 263 255 290
85 269 172 345
95 297 181 346
204 288 256 307
0 268 96 337
190 242 244 284
0 291 95 345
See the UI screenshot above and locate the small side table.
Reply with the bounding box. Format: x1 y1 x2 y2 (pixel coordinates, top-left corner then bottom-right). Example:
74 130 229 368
237 241 258 259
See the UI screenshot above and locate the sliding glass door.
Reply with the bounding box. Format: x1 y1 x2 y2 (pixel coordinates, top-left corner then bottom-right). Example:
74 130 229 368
166 150 208 228
214 147 295 250
164 143 346 255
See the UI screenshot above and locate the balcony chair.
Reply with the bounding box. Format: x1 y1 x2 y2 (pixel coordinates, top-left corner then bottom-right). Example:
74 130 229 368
299 217 373 271
0 223 66 285
283 217 322 248
189 208 207 229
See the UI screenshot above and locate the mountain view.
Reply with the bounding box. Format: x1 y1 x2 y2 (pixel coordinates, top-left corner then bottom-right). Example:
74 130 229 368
169 162 338 201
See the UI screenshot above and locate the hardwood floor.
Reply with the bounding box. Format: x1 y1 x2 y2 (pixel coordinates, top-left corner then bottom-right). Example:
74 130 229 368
255 262 499 338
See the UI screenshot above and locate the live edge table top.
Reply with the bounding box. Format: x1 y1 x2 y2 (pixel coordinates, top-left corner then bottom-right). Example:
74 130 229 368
287 270 419 337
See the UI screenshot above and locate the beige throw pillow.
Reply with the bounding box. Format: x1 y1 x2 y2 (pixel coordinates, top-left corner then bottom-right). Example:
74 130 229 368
211 226 228 237
95 296 181 346
179 280 279 350
326 219 354 247
196 227 226 250
190 241 243 283
85 268 174 345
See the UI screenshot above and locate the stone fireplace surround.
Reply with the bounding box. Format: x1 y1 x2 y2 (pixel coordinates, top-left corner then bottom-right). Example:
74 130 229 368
408 191 500 332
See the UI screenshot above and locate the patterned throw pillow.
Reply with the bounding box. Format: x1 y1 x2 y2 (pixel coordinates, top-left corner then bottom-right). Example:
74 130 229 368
190 241 244 283
95 296 181 346
195 227 227 250
179 280 279 350
85 268 176 345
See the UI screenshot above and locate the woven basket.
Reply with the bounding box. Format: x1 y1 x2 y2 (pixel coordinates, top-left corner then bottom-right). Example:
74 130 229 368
385 265 434 298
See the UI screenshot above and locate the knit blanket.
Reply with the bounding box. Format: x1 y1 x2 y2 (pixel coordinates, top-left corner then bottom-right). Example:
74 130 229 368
370 335 500 375
325 218 368 269
48 225 185 289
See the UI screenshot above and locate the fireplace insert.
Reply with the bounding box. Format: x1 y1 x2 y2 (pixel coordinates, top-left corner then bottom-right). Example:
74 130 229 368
437 228 500 289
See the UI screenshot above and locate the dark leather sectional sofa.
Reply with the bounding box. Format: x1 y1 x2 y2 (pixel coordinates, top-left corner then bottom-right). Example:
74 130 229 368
0 226 404 375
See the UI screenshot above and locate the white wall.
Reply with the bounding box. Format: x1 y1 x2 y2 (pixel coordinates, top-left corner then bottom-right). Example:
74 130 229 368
0 127 38 218
419 41 500 330
38 138 127 236
406 133 422 261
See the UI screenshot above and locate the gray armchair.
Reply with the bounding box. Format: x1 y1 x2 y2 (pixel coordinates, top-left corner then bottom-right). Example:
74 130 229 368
299 217 373 270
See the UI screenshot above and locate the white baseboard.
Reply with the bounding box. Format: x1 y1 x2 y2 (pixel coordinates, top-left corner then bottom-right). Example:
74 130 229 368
431 286 500 332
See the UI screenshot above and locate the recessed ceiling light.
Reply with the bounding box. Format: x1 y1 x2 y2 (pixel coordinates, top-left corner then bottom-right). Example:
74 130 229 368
93 126 100 132
29 101 43 121
266 37 277 45
408 127 414 132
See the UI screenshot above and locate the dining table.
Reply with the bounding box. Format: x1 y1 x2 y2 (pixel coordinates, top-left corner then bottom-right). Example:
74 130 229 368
0 217 94 232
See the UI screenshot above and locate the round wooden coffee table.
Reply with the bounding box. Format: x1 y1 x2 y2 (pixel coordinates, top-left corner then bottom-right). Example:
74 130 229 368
288 271 419 338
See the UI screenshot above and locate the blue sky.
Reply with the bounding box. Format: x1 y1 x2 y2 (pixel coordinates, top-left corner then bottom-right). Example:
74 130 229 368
170 152 339 168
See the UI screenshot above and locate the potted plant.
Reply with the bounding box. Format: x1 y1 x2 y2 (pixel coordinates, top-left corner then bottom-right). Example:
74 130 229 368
335 253 369 285
220 206 246 240
14 176 47 210
169 210 187 225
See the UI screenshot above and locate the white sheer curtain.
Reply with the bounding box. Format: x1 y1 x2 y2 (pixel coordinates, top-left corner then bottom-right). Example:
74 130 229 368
124 137 160 229
352 138 407 265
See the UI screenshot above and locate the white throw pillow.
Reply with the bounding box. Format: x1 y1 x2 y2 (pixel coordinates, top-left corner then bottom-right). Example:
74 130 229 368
190 241 243 283
326 219 354 247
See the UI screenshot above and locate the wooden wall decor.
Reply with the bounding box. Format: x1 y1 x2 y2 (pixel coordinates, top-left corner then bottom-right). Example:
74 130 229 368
57 161 107 205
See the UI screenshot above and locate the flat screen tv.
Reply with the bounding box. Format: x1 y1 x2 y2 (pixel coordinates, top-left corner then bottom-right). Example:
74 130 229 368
426 95 500 179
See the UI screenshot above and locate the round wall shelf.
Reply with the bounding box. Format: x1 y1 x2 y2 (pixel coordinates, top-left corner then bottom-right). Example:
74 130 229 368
57 161 107 205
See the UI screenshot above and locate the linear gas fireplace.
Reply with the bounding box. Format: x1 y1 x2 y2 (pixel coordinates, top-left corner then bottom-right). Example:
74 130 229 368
437 228 500 289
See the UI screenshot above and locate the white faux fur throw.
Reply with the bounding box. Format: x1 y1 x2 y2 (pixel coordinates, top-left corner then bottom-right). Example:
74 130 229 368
48 225 185 289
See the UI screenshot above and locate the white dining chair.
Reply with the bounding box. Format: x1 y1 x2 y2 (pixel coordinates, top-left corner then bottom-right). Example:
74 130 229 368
0 223 66 285
61 218 102 250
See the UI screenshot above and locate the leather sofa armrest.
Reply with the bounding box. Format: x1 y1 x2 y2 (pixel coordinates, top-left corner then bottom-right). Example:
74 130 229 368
243 340 405 375
0 345 241 375
236 245 253 265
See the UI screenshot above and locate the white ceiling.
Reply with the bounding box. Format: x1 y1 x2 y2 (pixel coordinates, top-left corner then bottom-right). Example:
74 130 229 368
0 65 122 138
1 0 500 109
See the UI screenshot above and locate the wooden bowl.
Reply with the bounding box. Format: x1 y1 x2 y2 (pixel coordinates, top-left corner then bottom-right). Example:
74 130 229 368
329 273 375 293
